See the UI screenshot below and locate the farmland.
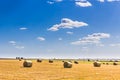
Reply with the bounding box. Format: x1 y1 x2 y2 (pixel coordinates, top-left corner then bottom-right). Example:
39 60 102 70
0 59 120 80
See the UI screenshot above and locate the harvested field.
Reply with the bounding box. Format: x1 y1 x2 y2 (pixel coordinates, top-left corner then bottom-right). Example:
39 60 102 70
0 60 120 80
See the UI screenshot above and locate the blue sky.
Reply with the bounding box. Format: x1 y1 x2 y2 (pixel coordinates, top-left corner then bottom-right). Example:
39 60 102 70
0 0 120 58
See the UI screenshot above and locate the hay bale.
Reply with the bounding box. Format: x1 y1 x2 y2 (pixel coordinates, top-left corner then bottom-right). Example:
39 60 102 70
63 61 72 68
23 60 32 67
115 60 118 62
113 62 118 65
69 60 72 63
19 59 22 61
74 61 79 64
93 61 101 67
106 63 109 65
103 63 105 64
37 59 42 62
21 57 24 59
49 60 53 63
88 59 90 62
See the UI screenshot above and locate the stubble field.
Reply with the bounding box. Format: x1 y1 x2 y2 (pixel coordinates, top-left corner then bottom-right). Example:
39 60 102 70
0 59 120 80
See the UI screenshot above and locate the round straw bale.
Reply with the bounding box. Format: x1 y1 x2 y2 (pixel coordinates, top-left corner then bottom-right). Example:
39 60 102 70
63 61 72 68
103 63 105 64
88 59 90 62
69 60 72 63
93 61 101 67
37 59 42 62
23 60 32 67
21 57 24 59
106 63 109 65
19 59 22 61
74 61 79 64
113 62 118 65
115 60 118 62
49 59 53 63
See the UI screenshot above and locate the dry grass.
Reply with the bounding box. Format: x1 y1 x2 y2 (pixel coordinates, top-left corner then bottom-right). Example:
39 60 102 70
0 60 120 80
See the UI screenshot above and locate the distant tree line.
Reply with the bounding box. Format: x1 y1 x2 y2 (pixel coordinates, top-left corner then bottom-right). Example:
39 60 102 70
16 57 24 59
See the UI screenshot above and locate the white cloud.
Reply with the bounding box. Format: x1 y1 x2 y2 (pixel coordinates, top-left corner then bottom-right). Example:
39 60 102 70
9 41 25 49
48 18 88 31
19 27 28 30
75 1 92 7
71 33 110 45
58 37 63 40
98 0 105 2
47 1 54 4
37 37 45 41
66 31 73 35
9 41 16 45
110 43 120 47
47 0 62 4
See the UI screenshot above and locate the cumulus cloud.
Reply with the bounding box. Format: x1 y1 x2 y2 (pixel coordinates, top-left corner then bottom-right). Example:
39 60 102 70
48 18 88 31
75 0 92 7
71 33 110 45
47 1 54 4
66 31 73 35
9 41 25 49
19 27 28 30
47 0 63 4
9 41 16 45
37 37 46 41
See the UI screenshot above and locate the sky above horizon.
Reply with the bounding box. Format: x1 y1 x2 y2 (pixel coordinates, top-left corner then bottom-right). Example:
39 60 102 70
0 0 120 58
